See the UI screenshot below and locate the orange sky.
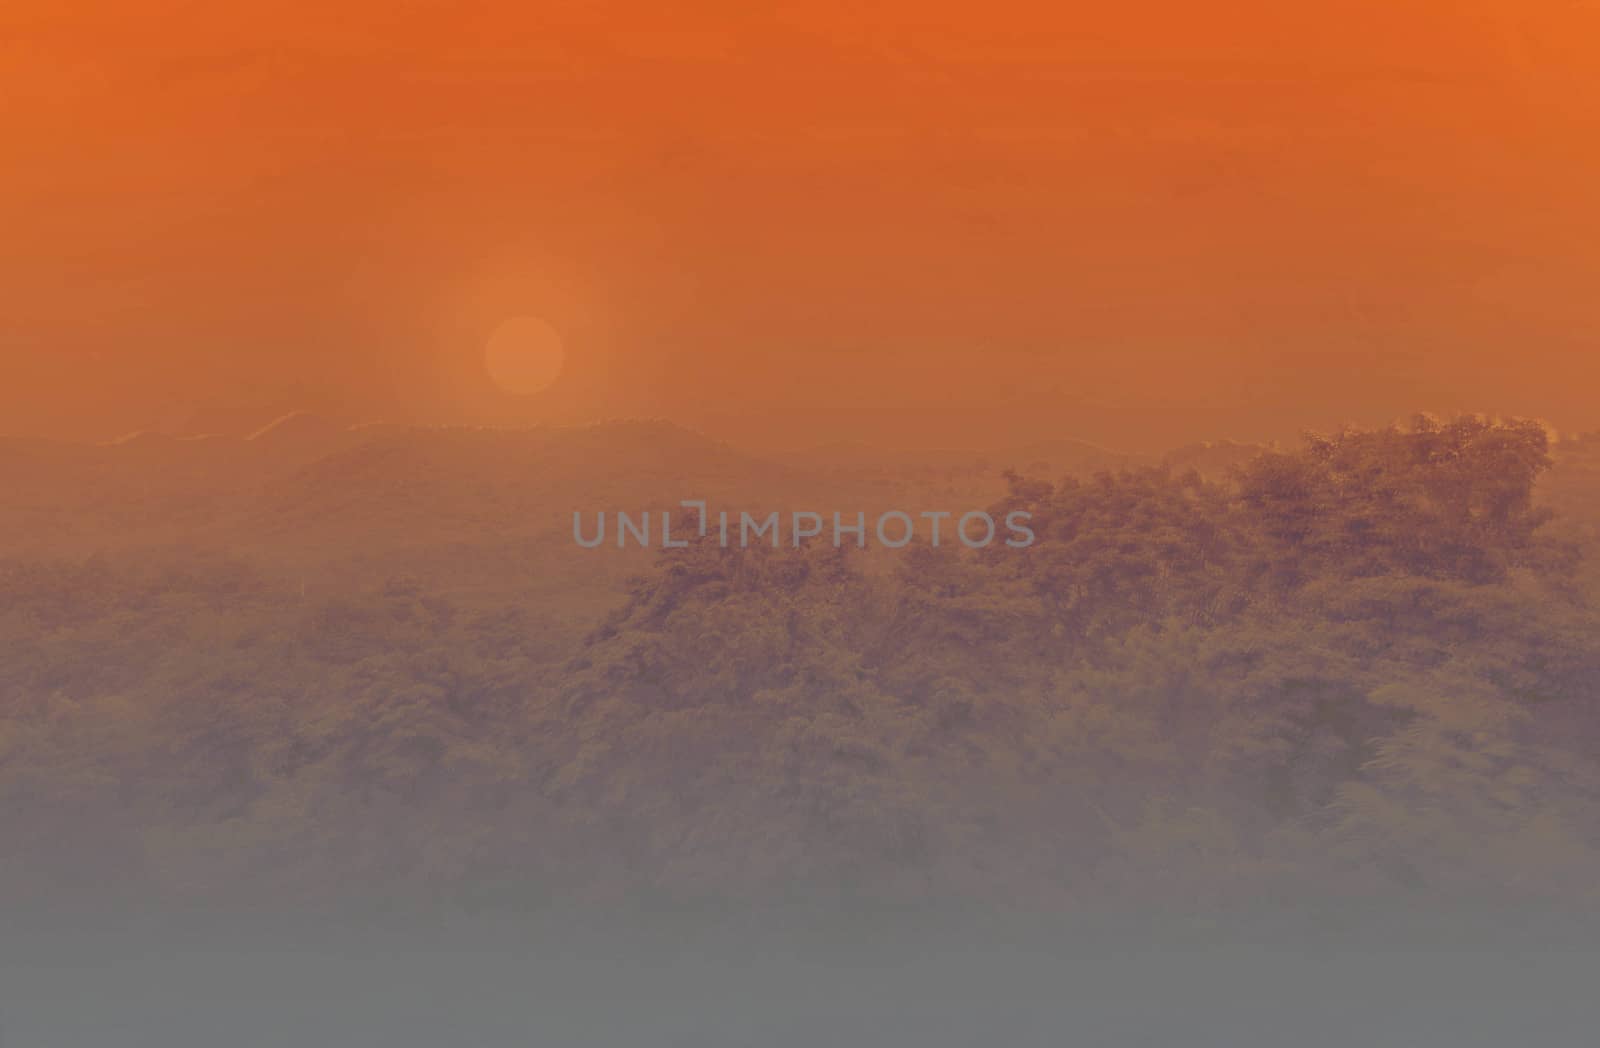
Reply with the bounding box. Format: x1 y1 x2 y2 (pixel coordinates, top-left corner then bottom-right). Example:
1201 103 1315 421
4 0 1599 451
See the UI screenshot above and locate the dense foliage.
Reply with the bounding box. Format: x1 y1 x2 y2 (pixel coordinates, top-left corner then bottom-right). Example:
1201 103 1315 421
4 416 1599 914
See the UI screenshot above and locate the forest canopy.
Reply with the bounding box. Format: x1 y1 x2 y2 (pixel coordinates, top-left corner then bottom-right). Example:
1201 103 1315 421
3 415 1599 916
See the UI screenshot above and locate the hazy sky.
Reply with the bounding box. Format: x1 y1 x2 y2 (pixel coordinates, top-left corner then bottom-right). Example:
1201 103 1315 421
4 0 1599 451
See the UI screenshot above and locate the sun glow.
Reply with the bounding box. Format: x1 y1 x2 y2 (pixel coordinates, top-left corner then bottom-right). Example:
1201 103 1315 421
484 316 566 396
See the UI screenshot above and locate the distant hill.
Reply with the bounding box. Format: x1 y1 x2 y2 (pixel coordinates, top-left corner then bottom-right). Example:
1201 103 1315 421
1161 439 1272 480
0 420 856 604
9 419 1588 603
778 437 1144 479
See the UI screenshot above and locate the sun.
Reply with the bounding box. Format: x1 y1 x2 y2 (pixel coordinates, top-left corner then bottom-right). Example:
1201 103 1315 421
484 316 566 395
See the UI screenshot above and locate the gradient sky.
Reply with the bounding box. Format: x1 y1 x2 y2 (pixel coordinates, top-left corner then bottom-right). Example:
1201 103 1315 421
4 0 1599 451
